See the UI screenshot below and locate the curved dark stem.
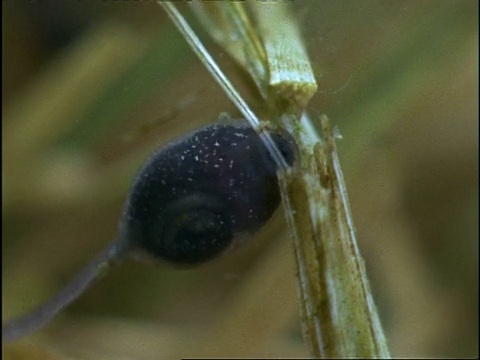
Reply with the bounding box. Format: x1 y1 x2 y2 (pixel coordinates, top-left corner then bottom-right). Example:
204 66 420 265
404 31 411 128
2 241 128 343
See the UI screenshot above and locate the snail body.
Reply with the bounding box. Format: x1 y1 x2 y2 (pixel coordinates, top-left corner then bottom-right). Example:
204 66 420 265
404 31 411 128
2 122 296 342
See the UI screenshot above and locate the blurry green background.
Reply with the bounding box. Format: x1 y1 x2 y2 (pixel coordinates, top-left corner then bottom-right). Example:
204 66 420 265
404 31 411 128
2 1 478 359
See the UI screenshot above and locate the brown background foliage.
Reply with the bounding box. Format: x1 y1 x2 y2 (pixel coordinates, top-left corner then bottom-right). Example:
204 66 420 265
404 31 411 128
2 1 477 358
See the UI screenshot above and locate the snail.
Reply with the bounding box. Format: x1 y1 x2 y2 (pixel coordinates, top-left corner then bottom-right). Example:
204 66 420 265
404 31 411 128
2 122 296 342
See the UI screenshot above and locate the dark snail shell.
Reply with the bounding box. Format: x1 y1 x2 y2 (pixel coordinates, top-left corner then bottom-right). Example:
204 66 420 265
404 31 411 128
121 124 296 265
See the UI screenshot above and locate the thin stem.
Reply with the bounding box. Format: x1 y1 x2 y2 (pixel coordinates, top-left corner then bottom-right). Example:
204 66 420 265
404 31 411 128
2 241 125 342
